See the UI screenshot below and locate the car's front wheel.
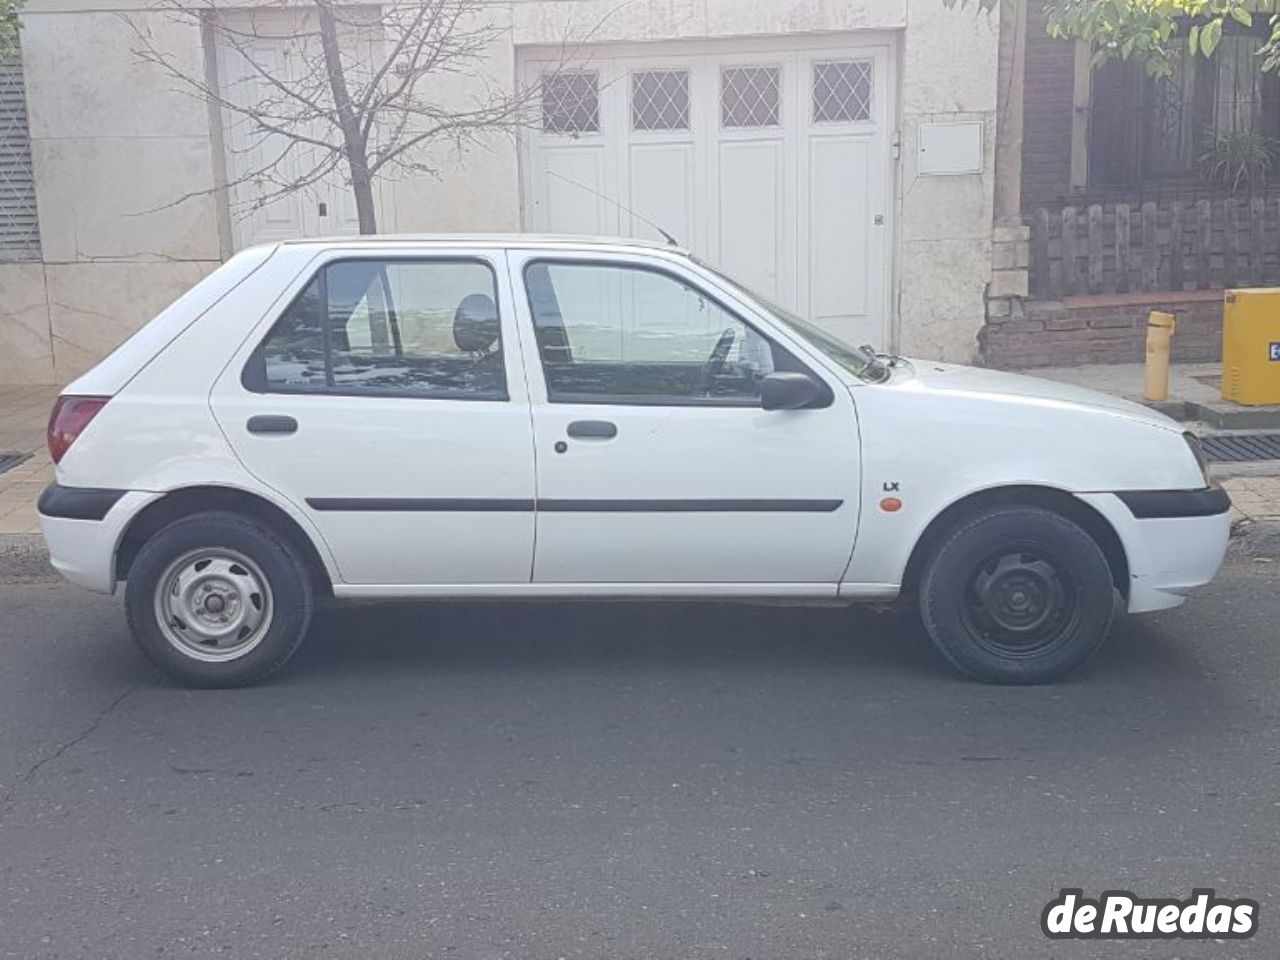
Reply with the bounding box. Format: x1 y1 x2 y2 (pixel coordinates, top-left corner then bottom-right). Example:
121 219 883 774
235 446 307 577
919 505 1116 683
124 511 314 687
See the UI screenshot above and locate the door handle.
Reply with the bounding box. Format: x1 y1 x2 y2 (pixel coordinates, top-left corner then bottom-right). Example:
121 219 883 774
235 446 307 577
247 415 298 435
566 420 617 440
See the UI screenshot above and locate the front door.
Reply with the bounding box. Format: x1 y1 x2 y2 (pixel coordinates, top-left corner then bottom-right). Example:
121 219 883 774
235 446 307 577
211 250 536 586
509 250 862 588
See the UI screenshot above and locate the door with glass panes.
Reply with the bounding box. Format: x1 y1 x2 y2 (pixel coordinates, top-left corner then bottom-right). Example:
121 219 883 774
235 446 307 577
519 37 892 349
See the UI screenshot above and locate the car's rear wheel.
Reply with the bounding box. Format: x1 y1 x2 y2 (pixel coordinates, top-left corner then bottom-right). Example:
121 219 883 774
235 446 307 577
918 505 1116 683
124 511 313 687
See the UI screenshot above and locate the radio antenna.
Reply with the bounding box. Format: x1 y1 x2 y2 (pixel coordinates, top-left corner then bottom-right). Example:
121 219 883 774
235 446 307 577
545 170 681 247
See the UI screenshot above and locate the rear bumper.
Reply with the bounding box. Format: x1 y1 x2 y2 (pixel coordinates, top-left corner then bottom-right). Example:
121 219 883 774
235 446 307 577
1079 486 1231 614
37 484 157 594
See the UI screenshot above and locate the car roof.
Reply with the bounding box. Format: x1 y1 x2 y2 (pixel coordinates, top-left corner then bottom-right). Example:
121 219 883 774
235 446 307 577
275 233 690 256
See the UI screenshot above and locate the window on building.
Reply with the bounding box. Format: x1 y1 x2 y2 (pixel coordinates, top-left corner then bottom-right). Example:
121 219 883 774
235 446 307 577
721 66 781 128
0 54 42 261
632 70 690 131
542 71 600 135
1089 27 1280 187
812 60 872 124
248 259 507 400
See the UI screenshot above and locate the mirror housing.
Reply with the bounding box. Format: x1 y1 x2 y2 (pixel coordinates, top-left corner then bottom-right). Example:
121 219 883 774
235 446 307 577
761 372 823 411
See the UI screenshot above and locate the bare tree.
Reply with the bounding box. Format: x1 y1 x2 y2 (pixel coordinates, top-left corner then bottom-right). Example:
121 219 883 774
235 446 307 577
130 0 588 234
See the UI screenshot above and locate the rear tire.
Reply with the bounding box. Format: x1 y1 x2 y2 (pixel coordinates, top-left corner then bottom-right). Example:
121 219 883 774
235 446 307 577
124 511 314 687
918 505 1116 684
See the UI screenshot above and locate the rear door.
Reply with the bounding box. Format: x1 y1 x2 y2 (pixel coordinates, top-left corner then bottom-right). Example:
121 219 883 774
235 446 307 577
210 248 536 586
509 249 862 588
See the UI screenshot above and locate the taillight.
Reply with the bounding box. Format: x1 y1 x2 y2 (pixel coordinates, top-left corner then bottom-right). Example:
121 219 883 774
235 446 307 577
47 395 110 464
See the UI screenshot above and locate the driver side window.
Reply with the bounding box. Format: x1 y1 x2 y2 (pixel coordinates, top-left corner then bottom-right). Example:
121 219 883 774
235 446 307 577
524 260 784 404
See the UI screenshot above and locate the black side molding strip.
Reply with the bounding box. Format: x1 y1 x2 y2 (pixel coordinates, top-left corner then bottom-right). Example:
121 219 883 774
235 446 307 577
306 498 843 513
308 498 536 512
37 483 126 521
1116 486 1231 519
538 499 843 513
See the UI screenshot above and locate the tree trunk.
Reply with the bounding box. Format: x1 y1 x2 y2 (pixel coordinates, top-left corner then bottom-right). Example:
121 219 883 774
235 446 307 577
351 174 377 235
315 0 378 234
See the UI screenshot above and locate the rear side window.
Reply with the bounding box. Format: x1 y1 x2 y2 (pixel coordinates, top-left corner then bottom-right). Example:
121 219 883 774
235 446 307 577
245 259 507 400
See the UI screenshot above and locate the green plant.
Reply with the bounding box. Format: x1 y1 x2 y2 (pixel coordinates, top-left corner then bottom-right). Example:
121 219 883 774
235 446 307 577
0 0 23 60
944 0 1280 80
1198 128 1277 194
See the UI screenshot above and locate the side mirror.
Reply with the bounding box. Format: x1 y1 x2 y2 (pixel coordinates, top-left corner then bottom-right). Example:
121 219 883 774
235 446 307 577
761 372 822 411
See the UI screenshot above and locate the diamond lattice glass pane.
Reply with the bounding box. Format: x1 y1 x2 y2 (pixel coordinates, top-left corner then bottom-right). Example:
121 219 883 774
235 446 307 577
721 66 780 128
542 72 600 134
632 70 690 131
812 60 872 123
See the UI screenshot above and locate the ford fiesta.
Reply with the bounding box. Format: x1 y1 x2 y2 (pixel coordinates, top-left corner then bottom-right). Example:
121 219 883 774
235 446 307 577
38 236 1230 687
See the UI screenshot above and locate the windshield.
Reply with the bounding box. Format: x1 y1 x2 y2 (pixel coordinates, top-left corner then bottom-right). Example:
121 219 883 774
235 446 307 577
693 258 880 379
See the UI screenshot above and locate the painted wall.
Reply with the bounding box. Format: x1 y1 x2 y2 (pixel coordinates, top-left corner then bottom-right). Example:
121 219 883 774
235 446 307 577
4 0 1000 384
3 4 222 384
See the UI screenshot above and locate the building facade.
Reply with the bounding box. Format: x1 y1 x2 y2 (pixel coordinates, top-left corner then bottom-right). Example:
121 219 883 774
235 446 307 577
982 2 1280 368
0 0 1004 385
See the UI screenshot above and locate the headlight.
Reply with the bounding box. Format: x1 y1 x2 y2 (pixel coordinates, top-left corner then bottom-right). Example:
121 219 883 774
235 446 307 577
1183 431 1210 484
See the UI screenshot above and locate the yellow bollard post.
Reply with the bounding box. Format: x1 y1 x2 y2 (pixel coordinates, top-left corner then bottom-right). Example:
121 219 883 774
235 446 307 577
1144 311 1176 402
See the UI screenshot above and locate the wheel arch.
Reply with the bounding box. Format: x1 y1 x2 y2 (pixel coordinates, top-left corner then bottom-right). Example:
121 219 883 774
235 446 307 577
899 485 1130 602
115 485 335 596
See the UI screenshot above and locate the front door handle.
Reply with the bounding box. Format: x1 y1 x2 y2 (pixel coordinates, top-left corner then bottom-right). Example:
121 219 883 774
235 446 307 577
566 420 617 440
247 415 298 435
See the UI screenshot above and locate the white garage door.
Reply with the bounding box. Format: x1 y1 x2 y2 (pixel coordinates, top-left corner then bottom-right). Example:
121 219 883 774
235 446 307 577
519 37 894 349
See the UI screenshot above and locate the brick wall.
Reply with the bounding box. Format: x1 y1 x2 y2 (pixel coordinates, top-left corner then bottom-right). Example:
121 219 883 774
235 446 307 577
1021 4 1076 207
981 292 1224 368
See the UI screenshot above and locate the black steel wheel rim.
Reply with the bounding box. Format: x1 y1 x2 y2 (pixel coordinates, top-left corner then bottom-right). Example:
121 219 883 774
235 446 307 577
959 546 1081 659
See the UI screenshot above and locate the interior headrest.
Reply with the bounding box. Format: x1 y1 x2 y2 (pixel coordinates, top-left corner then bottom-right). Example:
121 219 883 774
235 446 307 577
453 293 499 354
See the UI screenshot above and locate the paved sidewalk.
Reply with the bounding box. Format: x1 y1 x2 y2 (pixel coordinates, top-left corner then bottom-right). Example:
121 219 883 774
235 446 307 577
0 386 59 535
1224 475 1280 523
1034 360 1280 429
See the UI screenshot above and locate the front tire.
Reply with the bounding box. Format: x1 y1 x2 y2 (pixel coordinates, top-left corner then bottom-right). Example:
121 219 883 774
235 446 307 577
124 511 314 687
919 505 1116 684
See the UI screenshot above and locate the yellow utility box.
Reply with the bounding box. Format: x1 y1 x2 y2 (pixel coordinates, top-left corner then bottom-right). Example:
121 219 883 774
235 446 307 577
1222 288 1280 405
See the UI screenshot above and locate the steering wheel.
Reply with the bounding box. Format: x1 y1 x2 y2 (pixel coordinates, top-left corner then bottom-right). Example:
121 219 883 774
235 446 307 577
700 327 737 393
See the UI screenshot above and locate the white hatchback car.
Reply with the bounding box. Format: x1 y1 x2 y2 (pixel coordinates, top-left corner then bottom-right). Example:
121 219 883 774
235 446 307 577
39 236 1230 687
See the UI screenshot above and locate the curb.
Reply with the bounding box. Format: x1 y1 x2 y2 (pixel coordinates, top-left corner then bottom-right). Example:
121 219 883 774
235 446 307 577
1229 519 1280 565
1150 399 1280 430
0 534 57 582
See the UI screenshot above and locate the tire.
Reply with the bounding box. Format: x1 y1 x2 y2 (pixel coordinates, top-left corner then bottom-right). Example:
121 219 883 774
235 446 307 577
918 505 1116 684
124 510 314 687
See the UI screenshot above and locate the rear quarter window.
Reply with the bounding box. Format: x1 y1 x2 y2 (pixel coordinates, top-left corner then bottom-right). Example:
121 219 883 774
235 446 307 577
65 246 276 396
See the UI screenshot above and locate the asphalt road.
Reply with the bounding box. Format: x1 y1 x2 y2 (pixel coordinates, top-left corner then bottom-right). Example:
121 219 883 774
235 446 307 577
0 564 1277 959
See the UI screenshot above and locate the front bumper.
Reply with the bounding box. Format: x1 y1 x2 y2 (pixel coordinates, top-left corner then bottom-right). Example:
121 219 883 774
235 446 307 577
37 484 158 594
1079 486 1232 614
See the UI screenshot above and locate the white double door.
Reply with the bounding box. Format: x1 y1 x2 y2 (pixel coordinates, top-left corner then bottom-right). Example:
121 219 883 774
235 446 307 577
216 25 374 249
520 36 894 349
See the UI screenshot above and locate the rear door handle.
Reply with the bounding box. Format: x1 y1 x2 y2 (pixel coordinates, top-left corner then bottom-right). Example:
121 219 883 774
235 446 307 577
566 420 617 440
247 415 298 435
